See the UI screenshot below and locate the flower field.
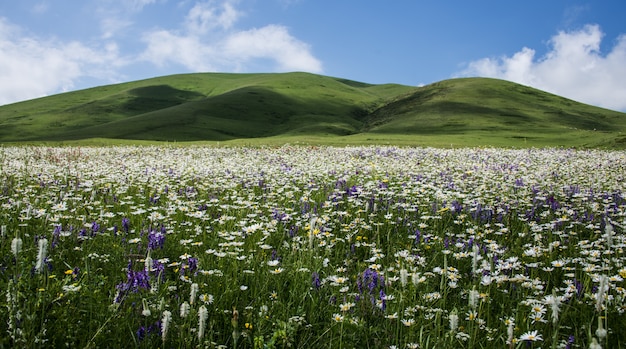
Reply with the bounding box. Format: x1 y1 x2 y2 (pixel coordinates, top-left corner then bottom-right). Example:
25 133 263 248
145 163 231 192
1 145 625 348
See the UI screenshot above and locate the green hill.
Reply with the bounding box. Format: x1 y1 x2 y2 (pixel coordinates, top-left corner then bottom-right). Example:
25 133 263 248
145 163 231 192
1 72 625 148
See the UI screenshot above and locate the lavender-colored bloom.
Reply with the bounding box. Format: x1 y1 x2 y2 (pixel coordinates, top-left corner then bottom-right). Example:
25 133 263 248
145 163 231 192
136 326 147 341
122 217 130 233
91 222 100 234
312 272 321 290
347 185 360 197
546 195 560 211
288 225 298 238
148 230 165 250
136 321 161 342
378 289 387 311
129 269 150 290
115 260 151 302
152 259 164 275
358 268 385 297
451 200 463 213
52 225 62 248
414 229 421 244
186 257 198 274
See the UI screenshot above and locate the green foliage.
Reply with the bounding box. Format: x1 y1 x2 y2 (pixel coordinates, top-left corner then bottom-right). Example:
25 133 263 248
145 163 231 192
1 73 625 148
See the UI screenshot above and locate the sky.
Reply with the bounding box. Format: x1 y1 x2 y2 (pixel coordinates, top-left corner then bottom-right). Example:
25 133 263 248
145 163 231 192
1 1 626 111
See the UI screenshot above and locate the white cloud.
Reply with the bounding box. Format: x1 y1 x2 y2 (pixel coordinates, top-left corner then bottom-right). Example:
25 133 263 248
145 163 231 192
100 16 133 40
224 25 323 72
0 18 123 105
186 1 240 33
460 25 626 111
141 30 218 71
140 0 322 74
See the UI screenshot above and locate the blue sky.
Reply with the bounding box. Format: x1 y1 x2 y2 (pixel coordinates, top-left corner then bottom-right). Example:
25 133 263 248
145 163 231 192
1 1 625 111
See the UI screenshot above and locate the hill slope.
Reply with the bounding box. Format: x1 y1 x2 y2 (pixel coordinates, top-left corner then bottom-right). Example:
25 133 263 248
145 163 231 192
360 78 626 147
0 72 411 141
0 72 625 147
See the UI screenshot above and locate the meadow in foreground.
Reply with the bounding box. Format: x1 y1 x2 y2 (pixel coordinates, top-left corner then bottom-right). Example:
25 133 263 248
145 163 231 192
1 145 625 348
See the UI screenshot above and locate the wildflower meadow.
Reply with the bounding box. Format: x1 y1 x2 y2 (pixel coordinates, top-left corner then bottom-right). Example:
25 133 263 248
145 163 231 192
1 145 625 348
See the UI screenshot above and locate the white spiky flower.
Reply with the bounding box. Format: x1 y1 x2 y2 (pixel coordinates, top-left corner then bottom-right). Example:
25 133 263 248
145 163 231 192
11 237 22 257
468 288 479 310
449 310 459 332
161 310 172 342
190 283 199 305
198 305 208 340
35 238 48 274
399 268 408 287
595 275 609 312
180 301 190 318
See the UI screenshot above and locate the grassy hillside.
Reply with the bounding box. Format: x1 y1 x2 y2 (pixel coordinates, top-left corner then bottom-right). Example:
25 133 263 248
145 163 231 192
361 77 626 148
1 72 625 148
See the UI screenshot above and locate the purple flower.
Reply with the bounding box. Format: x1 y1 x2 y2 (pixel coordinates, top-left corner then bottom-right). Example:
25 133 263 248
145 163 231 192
136 326 147 341
91 222 100 234
312 272 321 290
52 225 62 248
186 257 198 273
135 320 161 342
358 268 385 296
122 217 130 233
379 289 387 311
115 260 151 303
414 230 421 244
147 230 165 250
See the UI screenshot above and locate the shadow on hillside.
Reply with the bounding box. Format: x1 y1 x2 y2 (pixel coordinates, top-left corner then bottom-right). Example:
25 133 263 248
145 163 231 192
49 86 368 141
121 85 206 114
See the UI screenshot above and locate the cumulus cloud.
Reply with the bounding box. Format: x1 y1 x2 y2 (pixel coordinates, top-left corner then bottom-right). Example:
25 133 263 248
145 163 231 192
224 25 323 72
186 1 240 33
142 30 218 71
140 0 322 74
0 18 122 105
460 25 626 111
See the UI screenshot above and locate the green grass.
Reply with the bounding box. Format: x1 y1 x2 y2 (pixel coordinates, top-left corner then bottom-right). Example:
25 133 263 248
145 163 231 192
1 73 625 148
